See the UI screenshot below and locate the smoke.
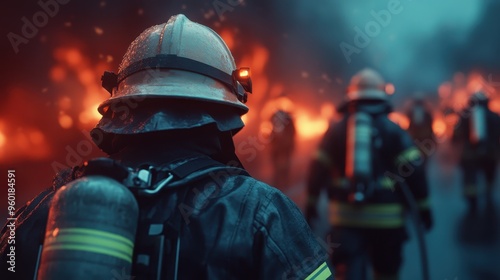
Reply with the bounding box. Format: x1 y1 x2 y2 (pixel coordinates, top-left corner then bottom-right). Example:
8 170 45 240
276 0 487 102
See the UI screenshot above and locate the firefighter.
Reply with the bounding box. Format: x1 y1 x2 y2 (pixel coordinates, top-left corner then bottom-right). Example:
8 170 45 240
0 15 332 280
306 68 432 280
269 109 296 191
452 91 500 213
405 95 435 163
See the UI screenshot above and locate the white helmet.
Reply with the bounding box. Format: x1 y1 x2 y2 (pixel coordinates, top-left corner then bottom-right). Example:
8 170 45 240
92 14 252 152
99 14 251 114
347 68 388 101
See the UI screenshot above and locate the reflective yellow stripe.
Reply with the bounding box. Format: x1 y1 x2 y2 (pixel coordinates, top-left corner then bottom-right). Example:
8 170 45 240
417 198 430 209
44 227 134 263
314 149 332 167
305 262 332 280
379 177 396 190
395 147 422 165
44 244 131 262
331 177 395 190
53 228 134 247
329 202 404 228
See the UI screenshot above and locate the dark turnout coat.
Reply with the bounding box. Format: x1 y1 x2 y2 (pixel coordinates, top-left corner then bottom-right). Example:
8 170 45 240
1 155 332 280
307 100 431 232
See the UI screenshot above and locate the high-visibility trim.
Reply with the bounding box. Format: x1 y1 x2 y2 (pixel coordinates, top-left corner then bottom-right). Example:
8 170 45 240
305 262 332 280
379 177 396 190
329 202 404 228
314 149 332 167
44 227 134 263
330 177 395 190
395 147 422 165
417 198 430 209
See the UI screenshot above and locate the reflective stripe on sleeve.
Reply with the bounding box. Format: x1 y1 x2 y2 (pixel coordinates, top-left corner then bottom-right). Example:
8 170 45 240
395 146 422 165
305 262 332 280
329 202 405 228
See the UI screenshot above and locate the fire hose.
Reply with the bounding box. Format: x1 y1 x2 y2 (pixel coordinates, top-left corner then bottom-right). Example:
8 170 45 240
399 181 430 280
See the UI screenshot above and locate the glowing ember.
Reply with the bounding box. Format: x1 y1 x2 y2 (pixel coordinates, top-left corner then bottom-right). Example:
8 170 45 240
385 83 395 95
58 96 71 110
50 66 66 82
78 69 94 85
29 130 45 145
94 27 104 35
59 114 73 129
64 48 82 66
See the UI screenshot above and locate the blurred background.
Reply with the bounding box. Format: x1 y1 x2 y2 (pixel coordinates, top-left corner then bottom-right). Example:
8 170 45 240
1 0 500 279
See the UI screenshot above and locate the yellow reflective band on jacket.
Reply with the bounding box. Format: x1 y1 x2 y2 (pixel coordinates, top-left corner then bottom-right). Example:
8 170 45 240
329 202 405 228
331 177 396 190
379 177 396 190
395 147 422 165
314 149 333 167
44 227 134 263
305 262 332 280
417 198 430 210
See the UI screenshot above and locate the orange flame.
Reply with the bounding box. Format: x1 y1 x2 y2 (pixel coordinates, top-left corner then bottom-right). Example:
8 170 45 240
388 112 410 130
0 131 5 148
432 118 447 138
52 47 108 127
295 110 329 139
0 126 51 163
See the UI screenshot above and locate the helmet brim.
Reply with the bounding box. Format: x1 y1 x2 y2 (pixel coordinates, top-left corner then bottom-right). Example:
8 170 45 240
98 70 249 115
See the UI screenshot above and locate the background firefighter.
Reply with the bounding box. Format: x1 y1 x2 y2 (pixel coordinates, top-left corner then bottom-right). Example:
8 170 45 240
305 68 433 280
0 15 332 280
452 91 500 214
269 109 296 191
405 95 435 163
